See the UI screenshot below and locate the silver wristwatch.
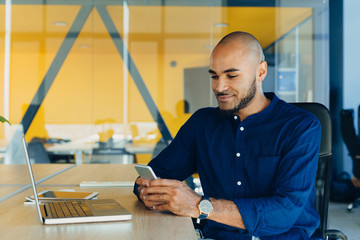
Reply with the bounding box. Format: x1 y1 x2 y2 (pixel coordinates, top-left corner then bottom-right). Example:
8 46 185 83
198 196 213 220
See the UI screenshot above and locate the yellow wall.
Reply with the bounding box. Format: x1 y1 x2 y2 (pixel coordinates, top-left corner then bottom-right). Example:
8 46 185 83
0 5 4 138
0 5 312 139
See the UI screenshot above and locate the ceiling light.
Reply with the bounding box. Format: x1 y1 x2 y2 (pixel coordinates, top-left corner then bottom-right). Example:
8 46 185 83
79 44 90 49
214 23 228 28
53 21 68 27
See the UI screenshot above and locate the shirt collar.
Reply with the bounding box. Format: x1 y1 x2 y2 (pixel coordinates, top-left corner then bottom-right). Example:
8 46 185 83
241 92 278 123
215 92 280 123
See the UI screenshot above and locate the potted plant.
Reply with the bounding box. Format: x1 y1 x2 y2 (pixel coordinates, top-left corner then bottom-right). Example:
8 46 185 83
0 116 11 125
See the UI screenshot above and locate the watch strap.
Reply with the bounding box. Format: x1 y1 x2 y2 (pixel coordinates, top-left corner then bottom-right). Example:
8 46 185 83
199 213 208 220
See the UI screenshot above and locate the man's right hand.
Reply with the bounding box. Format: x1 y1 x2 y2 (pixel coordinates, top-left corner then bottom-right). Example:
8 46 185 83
136 177 165 208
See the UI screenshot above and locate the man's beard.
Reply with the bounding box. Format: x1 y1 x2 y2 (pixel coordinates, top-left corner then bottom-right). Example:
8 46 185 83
218 77 257 117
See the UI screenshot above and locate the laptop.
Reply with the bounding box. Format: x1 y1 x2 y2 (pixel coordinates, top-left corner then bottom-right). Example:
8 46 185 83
22 136 132 224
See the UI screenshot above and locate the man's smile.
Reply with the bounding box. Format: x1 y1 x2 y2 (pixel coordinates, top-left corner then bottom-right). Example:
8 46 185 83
216 93 235 102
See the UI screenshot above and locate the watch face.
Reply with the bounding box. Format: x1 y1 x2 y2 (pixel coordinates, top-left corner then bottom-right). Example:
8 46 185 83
199 199 213 214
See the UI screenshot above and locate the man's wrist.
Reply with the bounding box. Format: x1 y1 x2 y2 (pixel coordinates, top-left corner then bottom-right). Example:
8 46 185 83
197 196 214 219
192 195 203 218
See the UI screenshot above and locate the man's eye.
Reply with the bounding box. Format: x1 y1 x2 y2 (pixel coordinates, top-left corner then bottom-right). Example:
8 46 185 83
210 76 218 79
228 75 237 79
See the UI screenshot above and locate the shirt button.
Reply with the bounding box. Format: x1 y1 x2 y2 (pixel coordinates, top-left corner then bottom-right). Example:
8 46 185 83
237 181 242 186
234 116 238 120
236 153 240 157
240 127 244 131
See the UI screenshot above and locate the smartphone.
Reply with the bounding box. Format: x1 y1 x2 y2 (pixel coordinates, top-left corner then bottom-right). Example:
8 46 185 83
134 164 158 180
26 190 99 201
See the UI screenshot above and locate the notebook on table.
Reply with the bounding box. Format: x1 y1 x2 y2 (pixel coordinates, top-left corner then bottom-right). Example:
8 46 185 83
22 136 132 224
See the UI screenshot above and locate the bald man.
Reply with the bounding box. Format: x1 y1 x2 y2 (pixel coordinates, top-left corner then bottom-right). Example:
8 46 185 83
134 32 322 240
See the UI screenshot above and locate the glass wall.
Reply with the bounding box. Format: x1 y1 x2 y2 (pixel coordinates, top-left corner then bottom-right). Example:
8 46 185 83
0 0 329 164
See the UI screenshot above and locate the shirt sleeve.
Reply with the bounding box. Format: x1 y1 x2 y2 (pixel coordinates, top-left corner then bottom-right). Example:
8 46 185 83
235 116 321 237
133 176 142 200
148 112 199 180
132 110 201 199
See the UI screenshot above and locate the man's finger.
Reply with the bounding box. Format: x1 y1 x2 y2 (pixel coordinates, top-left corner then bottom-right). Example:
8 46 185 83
143 193 171 203
138 186 145 197
136 177 150 187
148 178 184 187
153 203 169 212
143 200 167 209
142 186 175 196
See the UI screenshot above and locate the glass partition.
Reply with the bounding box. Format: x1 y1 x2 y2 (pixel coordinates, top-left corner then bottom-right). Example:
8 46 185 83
0 0 329 164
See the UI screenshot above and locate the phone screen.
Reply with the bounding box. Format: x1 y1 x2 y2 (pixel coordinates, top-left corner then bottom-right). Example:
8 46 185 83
28 191 98 200
38 191 94 199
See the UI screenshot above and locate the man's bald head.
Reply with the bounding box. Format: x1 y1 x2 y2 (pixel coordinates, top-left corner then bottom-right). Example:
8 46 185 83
214 31 265 63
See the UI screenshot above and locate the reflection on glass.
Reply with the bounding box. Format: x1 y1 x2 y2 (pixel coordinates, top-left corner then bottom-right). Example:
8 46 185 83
0 1 328 165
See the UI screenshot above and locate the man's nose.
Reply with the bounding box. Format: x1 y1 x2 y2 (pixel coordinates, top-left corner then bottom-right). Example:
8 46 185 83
214 78 229 92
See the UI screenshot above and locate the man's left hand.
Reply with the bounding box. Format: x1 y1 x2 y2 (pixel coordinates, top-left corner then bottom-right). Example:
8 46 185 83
140 178 202 218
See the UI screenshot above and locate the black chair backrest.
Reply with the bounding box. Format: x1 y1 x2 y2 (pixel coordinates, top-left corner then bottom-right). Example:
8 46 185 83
291 102 332 235
358 105 360 137
340 109 360 178
340 109 360 157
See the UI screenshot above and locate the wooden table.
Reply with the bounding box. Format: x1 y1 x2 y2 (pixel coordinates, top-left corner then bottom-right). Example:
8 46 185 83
0 164 74 185
0 164 74 203
43 164 138 185
0 164 197 240
0 187 22 199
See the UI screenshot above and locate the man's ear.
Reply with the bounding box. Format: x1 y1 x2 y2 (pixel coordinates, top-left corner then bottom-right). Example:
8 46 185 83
257 61 267 82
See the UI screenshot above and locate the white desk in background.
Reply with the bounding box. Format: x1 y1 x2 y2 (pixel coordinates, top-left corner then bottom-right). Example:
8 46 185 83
46 141 93 165
47 141 156 165
124 143 155 154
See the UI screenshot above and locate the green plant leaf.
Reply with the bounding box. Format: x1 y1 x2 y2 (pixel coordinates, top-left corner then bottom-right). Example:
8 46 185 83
0 116 11 126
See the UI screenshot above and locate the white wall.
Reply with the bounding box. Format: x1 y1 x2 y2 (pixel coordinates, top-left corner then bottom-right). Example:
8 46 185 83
343 0 360 173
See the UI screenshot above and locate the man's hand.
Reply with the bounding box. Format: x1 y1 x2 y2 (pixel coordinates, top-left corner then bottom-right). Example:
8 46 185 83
136 178 202 218
136 177 245 229
136 177 166 207
352 175 360 188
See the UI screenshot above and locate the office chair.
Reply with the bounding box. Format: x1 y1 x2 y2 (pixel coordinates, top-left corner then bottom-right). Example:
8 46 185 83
91 147 134 164
292 103 346 240
358 105 360 140
339 109 360 211
27 140 51 163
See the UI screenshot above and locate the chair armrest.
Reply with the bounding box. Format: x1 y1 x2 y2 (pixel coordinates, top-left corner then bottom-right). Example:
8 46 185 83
325 229 348 240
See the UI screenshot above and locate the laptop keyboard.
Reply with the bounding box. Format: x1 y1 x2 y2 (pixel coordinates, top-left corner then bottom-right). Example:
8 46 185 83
46 201 93 218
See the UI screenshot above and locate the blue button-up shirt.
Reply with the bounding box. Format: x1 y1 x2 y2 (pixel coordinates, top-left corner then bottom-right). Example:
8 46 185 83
136 93 322 239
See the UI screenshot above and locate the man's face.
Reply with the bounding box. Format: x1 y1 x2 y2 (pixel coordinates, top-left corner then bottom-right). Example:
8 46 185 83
209 42 259 115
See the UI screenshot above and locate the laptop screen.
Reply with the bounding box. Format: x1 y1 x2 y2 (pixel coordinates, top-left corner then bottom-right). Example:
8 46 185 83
22 136 44 223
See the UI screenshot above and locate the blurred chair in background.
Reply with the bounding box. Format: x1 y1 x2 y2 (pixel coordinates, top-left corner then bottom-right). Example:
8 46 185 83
90 146 134 164
27 140 50 163
340 108 360 211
